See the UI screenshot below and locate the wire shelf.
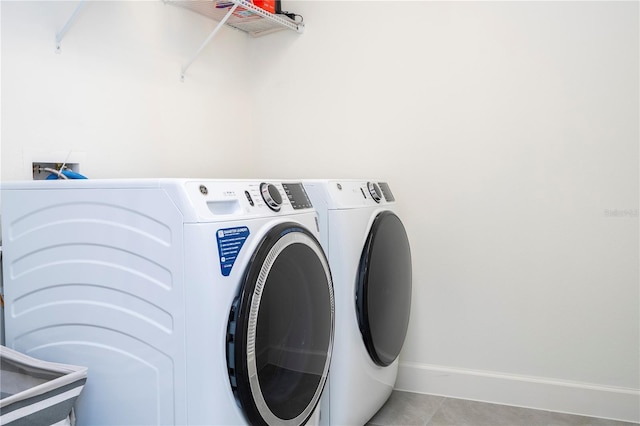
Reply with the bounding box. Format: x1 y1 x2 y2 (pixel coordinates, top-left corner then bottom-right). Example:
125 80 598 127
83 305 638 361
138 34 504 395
168 0 304 37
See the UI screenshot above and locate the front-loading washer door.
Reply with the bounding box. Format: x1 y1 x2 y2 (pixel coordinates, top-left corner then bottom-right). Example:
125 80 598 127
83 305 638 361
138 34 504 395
227 222 335 426
356 211 412 367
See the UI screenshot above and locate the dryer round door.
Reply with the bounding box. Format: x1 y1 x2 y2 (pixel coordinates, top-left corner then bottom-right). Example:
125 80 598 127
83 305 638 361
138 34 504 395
227 222 335 426
356 211 412 367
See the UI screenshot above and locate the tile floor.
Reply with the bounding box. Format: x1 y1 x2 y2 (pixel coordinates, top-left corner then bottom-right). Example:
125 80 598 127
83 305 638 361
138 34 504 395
366 391 639 426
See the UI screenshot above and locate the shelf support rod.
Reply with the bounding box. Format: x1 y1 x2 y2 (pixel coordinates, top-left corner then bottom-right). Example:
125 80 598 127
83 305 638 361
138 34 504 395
180 2 240 81
55 0 87 53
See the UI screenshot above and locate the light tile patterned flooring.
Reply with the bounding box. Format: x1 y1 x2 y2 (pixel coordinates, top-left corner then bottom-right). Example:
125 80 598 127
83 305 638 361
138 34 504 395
366 391 639 426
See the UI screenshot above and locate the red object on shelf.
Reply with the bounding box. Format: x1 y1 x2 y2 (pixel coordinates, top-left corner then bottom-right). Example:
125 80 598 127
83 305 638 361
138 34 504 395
253 0 276 13
215 0 276 17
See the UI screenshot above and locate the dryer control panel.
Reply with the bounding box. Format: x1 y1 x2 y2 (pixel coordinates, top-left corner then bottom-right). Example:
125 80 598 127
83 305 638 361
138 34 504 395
304 180 396 210
377 182 395 202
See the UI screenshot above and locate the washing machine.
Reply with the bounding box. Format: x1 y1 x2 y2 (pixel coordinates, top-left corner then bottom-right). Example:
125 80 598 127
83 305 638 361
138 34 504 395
0 179 335 426
302 180 412 426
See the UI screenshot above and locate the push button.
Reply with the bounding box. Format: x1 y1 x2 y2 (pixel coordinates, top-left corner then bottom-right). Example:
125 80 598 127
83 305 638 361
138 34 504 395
245 191 254 206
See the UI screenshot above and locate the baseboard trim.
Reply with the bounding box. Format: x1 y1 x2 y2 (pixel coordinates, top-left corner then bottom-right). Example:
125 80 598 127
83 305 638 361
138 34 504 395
395 362 640 423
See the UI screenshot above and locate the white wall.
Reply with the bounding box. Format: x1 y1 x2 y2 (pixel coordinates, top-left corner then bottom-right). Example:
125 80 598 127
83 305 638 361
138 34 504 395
1 0 639 422
248 1 639 422
1 0 256 180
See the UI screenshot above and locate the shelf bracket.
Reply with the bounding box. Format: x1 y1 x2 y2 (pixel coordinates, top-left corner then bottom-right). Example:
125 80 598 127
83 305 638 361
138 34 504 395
55 0 87 53
180 2 240 81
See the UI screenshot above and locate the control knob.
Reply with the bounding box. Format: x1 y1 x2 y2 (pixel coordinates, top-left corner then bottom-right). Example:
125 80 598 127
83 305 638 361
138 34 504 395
260 183 283 212
367 182 383 203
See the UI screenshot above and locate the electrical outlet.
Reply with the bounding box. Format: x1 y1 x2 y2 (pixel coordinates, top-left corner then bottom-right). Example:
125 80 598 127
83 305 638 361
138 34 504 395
32 162 80 180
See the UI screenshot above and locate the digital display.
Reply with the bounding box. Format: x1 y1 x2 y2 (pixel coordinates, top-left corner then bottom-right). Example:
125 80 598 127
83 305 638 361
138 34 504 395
282 183 313 210
378 182 395 202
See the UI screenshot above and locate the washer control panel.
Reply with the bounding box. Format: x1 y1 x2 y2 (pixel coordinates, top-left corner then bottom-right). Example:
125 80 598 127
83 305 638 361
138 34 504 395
282 183 313 210
184 180 314 219
260 182 283 211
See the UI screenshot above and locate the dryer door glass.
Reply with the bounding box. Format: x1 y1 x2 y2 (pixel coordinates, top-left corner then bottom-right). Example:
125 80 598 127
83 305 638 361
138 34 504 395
356 211 412 367
228 223 334 426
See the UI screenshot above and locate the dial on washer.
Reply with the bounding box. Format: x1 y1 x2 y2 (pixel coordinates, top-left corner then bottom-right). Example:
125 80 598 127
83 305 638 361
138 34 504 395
260 183 283 211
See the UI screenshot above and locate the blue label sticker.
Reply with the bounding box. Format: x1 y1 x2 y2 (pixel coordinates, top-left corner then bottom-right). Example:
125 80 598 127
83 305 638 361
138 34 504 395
216 227 250 277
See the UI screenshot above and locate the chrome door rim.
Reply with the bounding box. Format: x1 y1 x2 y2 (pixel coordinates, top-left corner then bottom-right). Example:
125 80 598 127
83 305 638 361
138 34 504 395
246 230 335 425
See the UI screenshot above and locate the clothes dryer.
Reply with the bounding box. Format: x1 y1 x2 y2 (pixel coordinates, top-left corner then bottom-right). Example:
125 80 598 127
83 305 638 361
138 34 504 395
1 179 334 426
302 180 412 426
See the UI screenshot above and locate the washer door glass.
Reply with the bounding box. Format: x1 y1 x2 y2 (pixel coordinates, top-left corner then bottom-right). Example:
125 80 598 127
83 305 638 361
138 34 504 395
356 211 412 367
228 223 335 426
